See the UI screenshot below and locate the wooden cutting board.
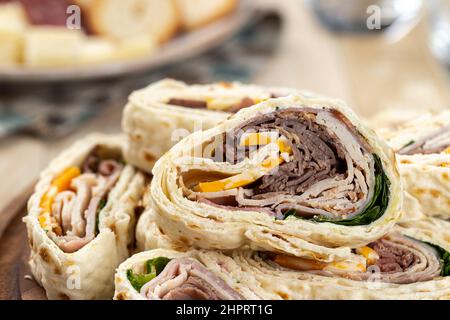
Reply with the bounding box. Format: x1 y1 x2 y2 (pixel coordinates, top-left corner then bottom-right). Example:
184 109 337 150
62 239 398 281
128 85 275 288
0 184 47 300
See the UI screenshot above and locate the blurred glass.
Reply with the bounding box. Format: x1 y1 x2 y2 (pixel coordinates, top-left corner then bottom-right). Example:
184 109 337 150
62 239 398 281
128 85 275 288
430 0 450 70
307 0 423 34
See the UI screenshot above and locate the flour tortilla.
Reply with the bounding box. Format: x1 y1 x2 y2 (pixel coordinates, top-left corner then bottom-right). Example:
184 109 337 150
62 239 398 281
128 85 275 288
376 111 450 220
24 134 148 300
121 217 450 300
151 94 402 262
114 248 266 300
231 223 450 300
122 78 298 172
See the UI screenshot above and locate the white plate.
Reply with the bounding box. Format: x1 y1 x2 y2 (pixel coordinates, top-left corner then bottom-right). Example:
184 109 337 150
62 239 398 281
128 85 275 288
0 1 254 82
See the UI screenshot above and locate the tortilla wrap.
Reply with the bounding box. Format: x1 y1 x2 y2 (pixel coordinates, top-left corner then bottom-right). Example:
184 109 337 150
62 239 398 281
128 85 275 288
376 111 450 220
122 79 297 172
150 94 402 262
24 134 149 300
120 217 450 300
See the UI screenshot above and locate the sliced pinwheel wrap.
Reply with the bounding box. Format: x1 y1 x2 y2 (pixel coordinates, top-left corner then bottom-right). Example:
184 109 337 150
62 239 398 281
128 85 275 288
122 79 296 172
24 134 149 300
135 196 183 252
376 111 450 220
114 249 265 300
121 217 450 300
151 94 402 262
239 217 450 300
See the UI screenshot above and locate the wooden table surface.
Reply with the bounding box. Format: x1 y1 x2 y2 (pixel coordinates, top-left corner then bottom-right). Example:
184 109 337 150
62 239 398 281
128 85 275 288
1 0 449 215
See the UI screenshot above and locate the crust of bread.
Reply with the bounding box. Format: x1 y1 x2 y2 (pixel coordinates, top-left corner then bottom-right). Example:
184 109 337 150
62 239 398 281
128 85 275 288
80 0 180 43
175 0 238 30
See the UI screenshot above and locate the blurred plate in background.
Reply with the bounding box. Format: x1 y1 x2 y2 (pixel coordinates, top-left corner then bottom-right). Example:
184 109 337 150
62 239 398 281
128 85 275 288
0 0 254 83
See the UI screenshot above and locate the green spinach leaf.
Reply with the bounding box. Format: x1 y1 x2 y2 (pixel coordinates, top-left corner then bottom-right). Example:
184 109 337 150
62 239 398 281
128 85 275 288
126 269 156 291
95 198 107 235
400 140 415 150
145 257 172 275
127 257 172 291
285 154 391 226
424 242 450 277
315 154 390 225
282 209 297 220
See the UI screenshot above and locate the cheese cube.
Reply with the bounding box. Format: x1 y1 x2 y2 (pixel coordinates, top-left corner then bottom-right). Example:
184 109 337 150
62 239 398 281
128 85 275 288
113 34 157 61
23 27 85 68
0 3 28 65
80 37 117 64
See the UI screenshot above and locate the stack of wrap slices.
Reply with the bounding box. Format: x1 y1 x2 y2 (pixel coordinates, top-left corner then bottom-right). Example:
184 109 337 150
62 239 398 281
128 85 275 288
24 79 450 300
